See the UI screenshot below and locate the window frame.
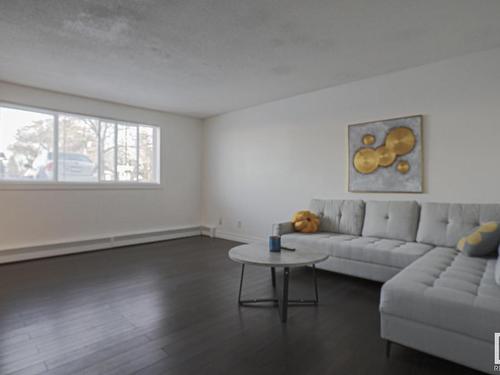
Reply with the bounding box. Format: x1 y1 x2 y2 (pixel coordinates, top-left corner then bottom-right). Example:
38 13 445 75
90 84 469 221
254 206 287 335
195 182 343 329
0 102 162 190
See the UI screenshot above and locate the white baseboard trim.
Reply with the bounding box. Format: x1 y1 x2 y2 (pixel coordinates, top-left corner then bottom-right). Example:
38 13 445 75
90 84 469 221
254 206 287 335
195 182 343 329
0 226 201 264
213 230 265 244
200 225 216 238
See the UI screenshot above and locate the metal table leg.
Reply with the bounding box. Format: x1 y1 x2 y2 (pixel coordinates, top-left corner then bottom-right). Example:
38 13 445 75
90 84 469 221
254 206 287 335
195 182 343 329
279 267 290 322
239 263 278 305
237 264 319 322
238 264 245 305
313 264 319 304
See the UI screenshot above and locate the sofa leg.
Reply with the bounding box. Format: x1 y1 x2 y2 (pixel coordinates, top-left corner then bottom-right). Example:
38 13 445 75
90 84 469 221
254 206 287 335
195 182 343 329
386 340 392 358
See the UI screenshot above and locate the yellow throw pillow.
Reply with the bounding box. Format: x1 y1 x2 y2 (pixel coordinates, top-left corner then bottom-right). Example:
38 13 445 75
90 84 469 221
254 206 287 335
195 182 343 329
457 222 500 257
292 210 320 233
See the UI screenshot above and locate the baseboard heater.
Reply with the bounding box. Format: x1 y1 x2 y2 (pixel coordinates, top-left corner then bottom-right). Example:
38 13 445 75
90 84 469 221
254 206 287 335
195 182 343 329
0 226 202 264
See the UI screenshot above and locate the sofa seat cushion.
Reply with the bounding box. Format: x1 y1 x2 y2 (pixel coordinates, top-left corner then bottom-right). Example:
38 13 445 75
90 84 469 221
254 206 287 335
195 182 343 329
380 246 500 342
281 233 432 269
280 233 355 254
331 237 433 269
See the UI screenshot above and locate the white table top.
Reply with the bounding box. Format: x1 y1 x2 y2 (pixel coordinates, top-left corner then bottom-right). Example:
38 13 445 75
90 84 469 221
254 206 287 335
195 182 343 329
228 243 328 268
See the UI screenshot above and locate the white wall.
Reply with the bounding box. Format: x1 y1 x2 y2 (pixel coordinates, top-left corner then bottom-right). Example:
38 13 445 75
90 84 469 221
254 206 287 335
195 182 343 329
0 82 203 251
202 47 500 242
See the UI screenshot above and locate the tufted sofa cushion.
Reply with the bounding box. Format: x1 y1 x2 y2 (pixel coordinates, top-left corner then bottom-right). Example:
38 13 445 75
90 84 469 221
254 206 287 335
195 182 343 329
330 237 432 269
362 201 420 242
280 233 354 255
416 203 500 248
280 233 432 269
309 199 365 236
380 246 500 342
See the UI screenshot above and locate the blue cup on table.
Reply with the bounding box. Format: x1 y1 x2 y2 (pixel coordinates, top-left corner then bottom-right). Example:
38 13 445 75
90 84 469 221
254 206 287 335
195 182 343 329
269 236 281 252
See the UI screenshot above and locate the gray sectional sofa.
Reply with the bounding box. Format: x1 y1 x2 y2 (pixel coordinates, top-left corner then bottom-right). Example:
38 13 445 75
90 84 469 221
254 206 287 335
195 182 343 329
273 199 500 374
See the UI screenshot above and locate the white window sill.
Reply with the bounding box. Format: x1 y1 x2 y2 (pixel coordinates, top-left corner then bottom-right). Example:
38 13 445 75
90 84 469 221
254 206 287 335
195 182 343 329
0 182 163 191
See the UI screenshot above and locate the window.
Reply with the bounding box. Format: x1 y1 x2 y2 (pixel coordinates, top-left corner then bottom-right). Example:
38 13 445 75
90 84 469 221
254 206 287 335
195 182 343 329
139 126 158 182
0 107 55 181
117 124 138 182
100 121 116 182
0 104 160 185
58 114 99 182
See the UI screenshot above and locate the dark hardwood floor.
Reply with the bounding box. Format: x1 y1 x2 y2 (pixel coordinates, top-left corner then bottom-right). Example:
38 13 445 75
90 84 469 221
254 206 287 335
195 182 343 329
0 236 480 375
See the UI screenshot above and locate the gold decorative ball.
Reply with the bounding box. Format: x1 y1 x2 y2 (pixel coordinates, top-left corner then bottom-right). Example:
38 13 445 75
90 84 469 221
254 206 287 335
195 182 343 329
362 134 376 145
375 146 396 167
385 127 416 156
396 160 410 174
353 148 379 174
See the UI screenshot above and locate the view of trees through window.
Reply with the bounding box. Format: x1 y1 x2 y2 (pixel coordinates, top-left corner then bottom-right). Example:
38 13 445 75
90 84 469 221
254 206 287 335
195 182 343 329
59 115 99 182
117 124 138 182
0 105 160 184
100 122 115 181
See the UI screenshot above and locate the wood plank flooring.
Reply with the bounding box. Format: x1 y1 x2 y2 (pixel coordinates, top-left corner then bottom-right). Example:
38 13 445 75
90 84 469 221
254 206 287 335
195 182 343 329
0 236 480 375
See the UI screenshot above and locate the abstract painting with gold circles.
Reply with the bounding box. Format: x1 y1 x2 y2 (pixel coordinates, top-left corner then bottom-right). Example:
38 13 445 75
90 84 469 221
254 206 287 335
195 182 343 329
348 115 422 192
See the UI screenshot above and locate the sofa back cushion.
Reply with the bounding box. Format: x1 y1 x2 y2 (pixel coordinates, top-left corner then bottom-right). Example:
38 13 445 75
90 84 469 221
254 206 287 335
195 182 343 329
309 199 365 235
417 203 500 247
362 201 420 242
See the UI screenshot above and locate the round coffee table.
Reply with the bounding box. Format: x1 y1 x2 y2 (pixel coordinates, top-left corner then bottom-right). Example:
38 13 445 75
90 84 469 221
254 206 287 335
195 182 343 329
228 243 328 322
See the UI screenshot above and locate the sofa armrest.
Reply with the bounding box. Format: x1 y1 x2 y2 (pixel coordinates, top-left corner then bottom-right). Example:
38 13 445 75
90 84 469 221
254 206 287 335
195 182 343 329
272 222 294 236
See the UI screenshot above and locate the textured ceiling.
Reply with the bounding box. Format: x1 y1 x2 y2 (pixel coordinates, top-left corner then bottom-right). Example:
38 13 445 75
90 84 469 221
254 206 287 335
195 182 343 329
1 0 500 118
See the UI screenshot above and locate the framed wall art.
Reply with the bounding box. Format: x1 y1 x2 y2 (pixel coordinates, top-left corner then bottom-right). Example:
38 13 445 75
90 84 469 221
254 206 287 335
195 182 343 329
348 115 423 193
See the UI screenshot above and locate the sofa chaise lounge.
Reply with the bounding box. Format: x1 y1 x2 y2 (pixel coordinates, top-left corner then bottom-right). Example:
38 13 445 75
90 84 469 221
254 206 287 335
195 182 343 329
273 199 500 374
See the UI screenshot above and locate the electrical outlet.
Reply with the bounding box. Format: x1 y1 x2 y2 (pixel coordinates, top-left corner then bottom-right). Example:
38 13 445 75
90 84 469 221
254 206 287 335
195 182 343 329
237 220 242 229
218 217 223 226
